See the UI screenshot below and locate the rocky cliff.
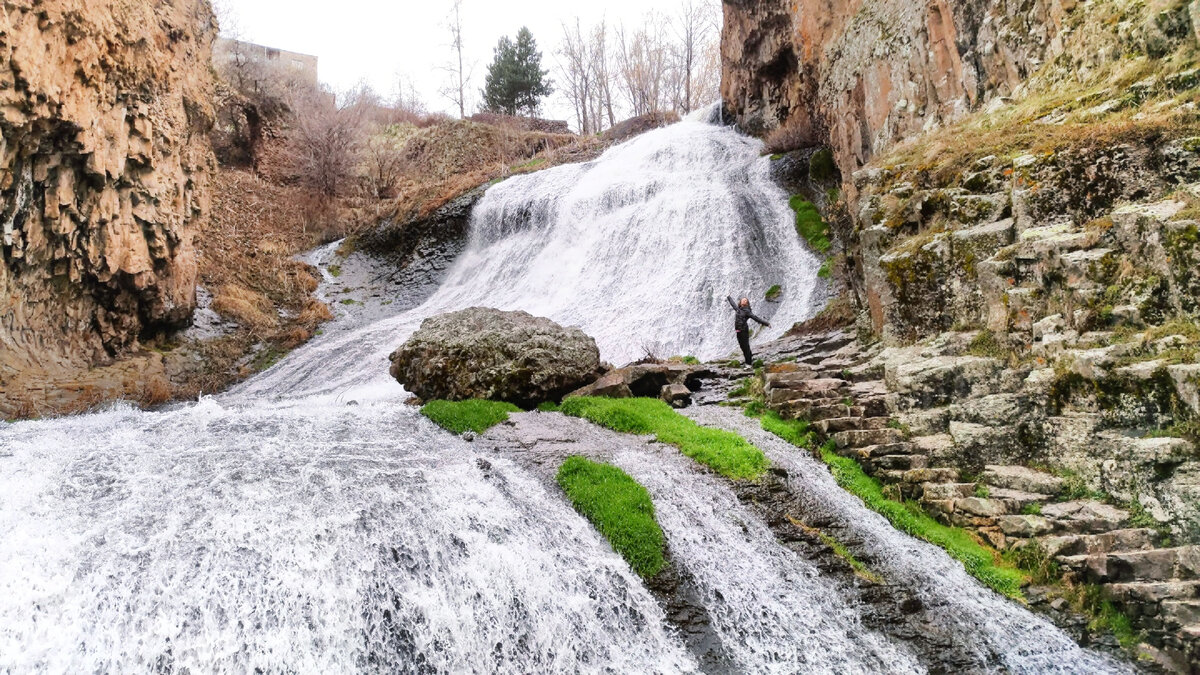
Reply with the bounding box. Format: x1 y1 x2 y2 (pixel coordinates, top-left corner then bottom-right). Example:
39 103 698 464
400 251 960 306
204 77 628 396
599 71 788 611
0 0 216 415
723 0 1196 175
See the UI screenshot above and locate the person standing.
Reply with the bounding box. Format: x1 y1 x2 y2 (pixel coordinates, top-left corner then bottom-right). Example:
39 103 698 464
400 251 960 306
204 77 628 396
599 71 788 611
727 296 770 366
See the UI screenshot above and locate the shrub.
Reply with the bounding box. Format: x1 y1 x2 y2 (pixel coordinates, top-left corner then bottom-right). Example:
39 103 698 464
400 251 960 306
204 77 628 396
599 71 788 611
560 397 769 479
556 456 666 578
420 399 521 434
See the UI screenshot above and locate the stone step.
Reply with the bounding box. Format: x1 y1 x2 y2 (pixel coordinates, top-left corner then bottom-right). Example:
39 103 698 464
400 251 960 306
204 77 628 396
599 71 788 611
1060 546 1200 584
1040 500 1130 534
842 362 885 383
776 397 848 419
997 514 1055 538
866 454 928 472
919 482 976 500
901 467 960 484
1041 528 1162 558
955 496 1010 518
809 404 865 421
832 428 906 449
815 416 890 434
986 487 1049 512
815 417 867 434
853 442 915 460
980 464 1065 496
1107 580 1200 604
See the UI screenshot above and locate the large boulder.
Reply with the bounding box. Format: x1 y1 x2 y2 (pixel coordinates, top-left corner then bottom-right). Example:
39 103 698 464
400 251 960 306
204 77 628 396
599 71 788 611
389 308 601 408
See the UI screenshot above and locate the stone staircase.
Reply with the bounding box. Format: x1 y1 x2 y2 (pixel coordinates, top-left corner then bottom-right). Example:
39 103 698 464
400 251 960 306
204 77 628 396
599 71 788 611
753 330 1200 671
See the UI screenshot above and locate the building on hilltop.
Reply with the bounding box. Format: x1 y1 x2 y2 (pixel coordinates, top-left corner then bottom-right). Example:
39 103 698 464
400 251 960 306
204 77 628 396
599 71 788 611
213 38 318 94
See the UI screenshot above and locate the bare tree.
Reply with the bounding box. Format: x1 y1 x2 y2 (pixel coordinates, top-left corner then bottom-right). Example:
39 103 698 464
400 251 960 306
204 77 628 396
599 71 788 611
281 86 369 198
591 21 617 129
440 0 472 118
558 19 596 134
615 16 673 116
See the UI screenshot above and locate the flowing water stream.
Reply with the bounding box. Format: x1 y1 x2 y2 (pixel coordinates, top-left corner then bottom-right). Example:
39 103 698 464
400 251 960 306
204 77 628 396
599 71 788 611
0 114 1127 672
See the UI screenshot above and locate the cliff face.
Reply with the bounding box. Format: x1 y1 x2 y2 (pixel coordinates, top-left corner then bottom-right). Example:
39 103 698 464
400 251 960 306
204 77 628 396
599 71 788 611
0 0 216 413
721 0 1171 173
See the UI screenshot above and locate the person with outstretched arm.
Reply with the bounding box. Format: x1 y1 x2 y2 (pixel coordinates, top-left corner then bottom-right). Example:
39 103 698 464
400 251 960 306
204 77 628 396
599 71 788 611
727 296 770 366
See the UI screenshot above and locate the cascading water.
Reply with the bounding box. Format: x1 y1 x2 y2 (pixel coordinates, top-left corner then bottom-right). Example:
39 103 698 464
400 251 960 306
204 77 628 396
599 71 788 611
230 113 823 403
0 114 1126 673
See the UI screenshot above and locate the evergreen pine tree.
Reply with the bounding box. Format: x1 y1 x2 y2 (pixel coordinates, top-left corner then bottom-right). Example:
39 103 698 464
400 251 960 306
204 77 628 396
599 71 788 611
481 27 553 116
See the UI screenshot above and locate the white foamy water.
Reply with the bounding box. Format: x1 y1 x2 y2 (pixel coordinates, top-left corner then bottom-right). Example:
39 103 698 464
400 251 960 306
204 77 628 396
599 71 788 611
0 114 1125 673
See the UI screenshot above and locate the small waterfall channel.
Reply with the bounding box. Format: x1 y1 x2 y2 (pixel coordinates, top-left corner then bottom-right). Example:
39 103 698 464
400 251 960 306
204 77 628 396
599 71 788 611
0 113 1128 672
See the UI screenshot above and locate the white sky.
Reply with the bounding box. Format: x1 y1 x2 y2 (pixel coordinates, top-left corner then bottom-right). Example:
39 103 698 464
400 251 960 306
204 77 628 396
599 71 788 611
217 0 720 123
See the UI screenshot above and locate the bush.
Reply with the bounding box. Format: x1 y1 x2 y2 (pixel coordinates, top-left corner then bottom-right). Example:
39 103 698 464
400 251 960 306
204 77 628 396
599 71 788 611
560 397 769 479
556 456 666 578
420 399 521 434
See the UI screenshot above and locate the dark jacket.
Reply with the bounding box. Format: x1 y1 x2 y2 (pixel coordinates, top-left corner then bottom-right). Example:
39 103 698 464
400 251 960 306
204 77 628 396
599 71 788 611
727 296 769 332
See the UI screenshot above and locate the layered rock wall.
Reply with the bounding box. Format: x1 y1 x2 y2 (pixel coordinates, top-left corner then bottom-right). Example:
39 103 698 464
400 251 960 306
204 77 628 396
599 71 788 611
722 0 1151 173
0 0 216 413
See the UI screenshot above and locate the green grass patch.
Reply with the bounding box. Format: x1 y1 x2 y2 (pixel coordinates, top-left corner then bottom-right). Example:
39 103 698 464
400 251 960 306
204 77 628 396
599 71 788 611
338 298 362 306
765 285 782 301
328 264 343 278
817 259 832 279
559 397 769 480
789 196 833 254
536 401 560 412
420 399 521 434
556 456 666 578
750 407 819 449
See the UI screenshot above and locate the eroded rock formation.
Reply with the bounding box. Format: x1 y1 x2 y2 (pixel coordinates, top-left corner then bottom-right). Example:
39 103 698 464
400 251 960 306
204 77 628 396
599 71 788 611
0 0 216 415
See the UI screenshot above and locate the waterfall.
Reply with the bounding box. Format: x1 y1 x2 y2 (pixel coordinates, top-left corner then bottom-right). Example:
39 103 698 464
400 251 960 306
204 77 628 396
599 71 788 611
230 113 823 404
0 114 1126 673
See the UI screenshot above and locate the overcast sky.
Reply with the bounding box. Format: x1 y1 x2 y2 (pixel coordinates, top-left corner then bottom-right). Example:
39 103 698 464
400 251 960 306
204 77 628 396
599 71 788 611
217 0 721 124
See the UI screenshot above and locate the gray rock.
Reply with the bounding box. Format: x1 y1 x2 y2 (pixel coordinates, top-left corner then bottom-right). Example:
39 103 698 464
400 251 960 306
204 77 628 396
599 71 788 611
661 383 692 408
997 515 1055 537
980 465 1065 496
1041 500 1130 534
389 307 601 408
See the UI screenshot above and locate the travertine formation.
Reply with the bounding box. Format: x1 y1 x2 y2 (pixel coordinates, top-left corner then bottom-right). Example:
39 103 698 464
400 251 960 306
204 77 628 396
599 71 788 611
0 0 216 415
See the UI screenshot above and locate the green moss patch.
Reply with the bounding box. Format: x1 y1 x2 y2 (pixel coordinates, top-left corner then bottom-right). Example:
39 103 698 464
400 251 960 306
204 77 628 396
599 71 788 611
789 196 833 253
556 456 666 578
559 397 769 480
765 285 782 301
420 399 521 434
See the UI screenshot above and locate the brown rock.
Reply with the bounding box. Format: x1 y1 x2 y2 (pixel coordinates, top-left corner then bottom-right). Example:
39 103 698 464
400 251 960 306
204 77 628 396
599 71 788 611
1 0 216 416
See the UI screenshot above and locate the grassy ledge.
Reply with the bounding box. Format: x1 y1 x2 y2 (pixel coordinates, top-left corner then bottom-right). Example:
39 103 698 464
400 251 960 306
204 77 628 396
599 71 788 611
786 514 882 584
745 406 1028 600
559 397 769 480
420 399 521 434
556 456 667 579
789 196 832 254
